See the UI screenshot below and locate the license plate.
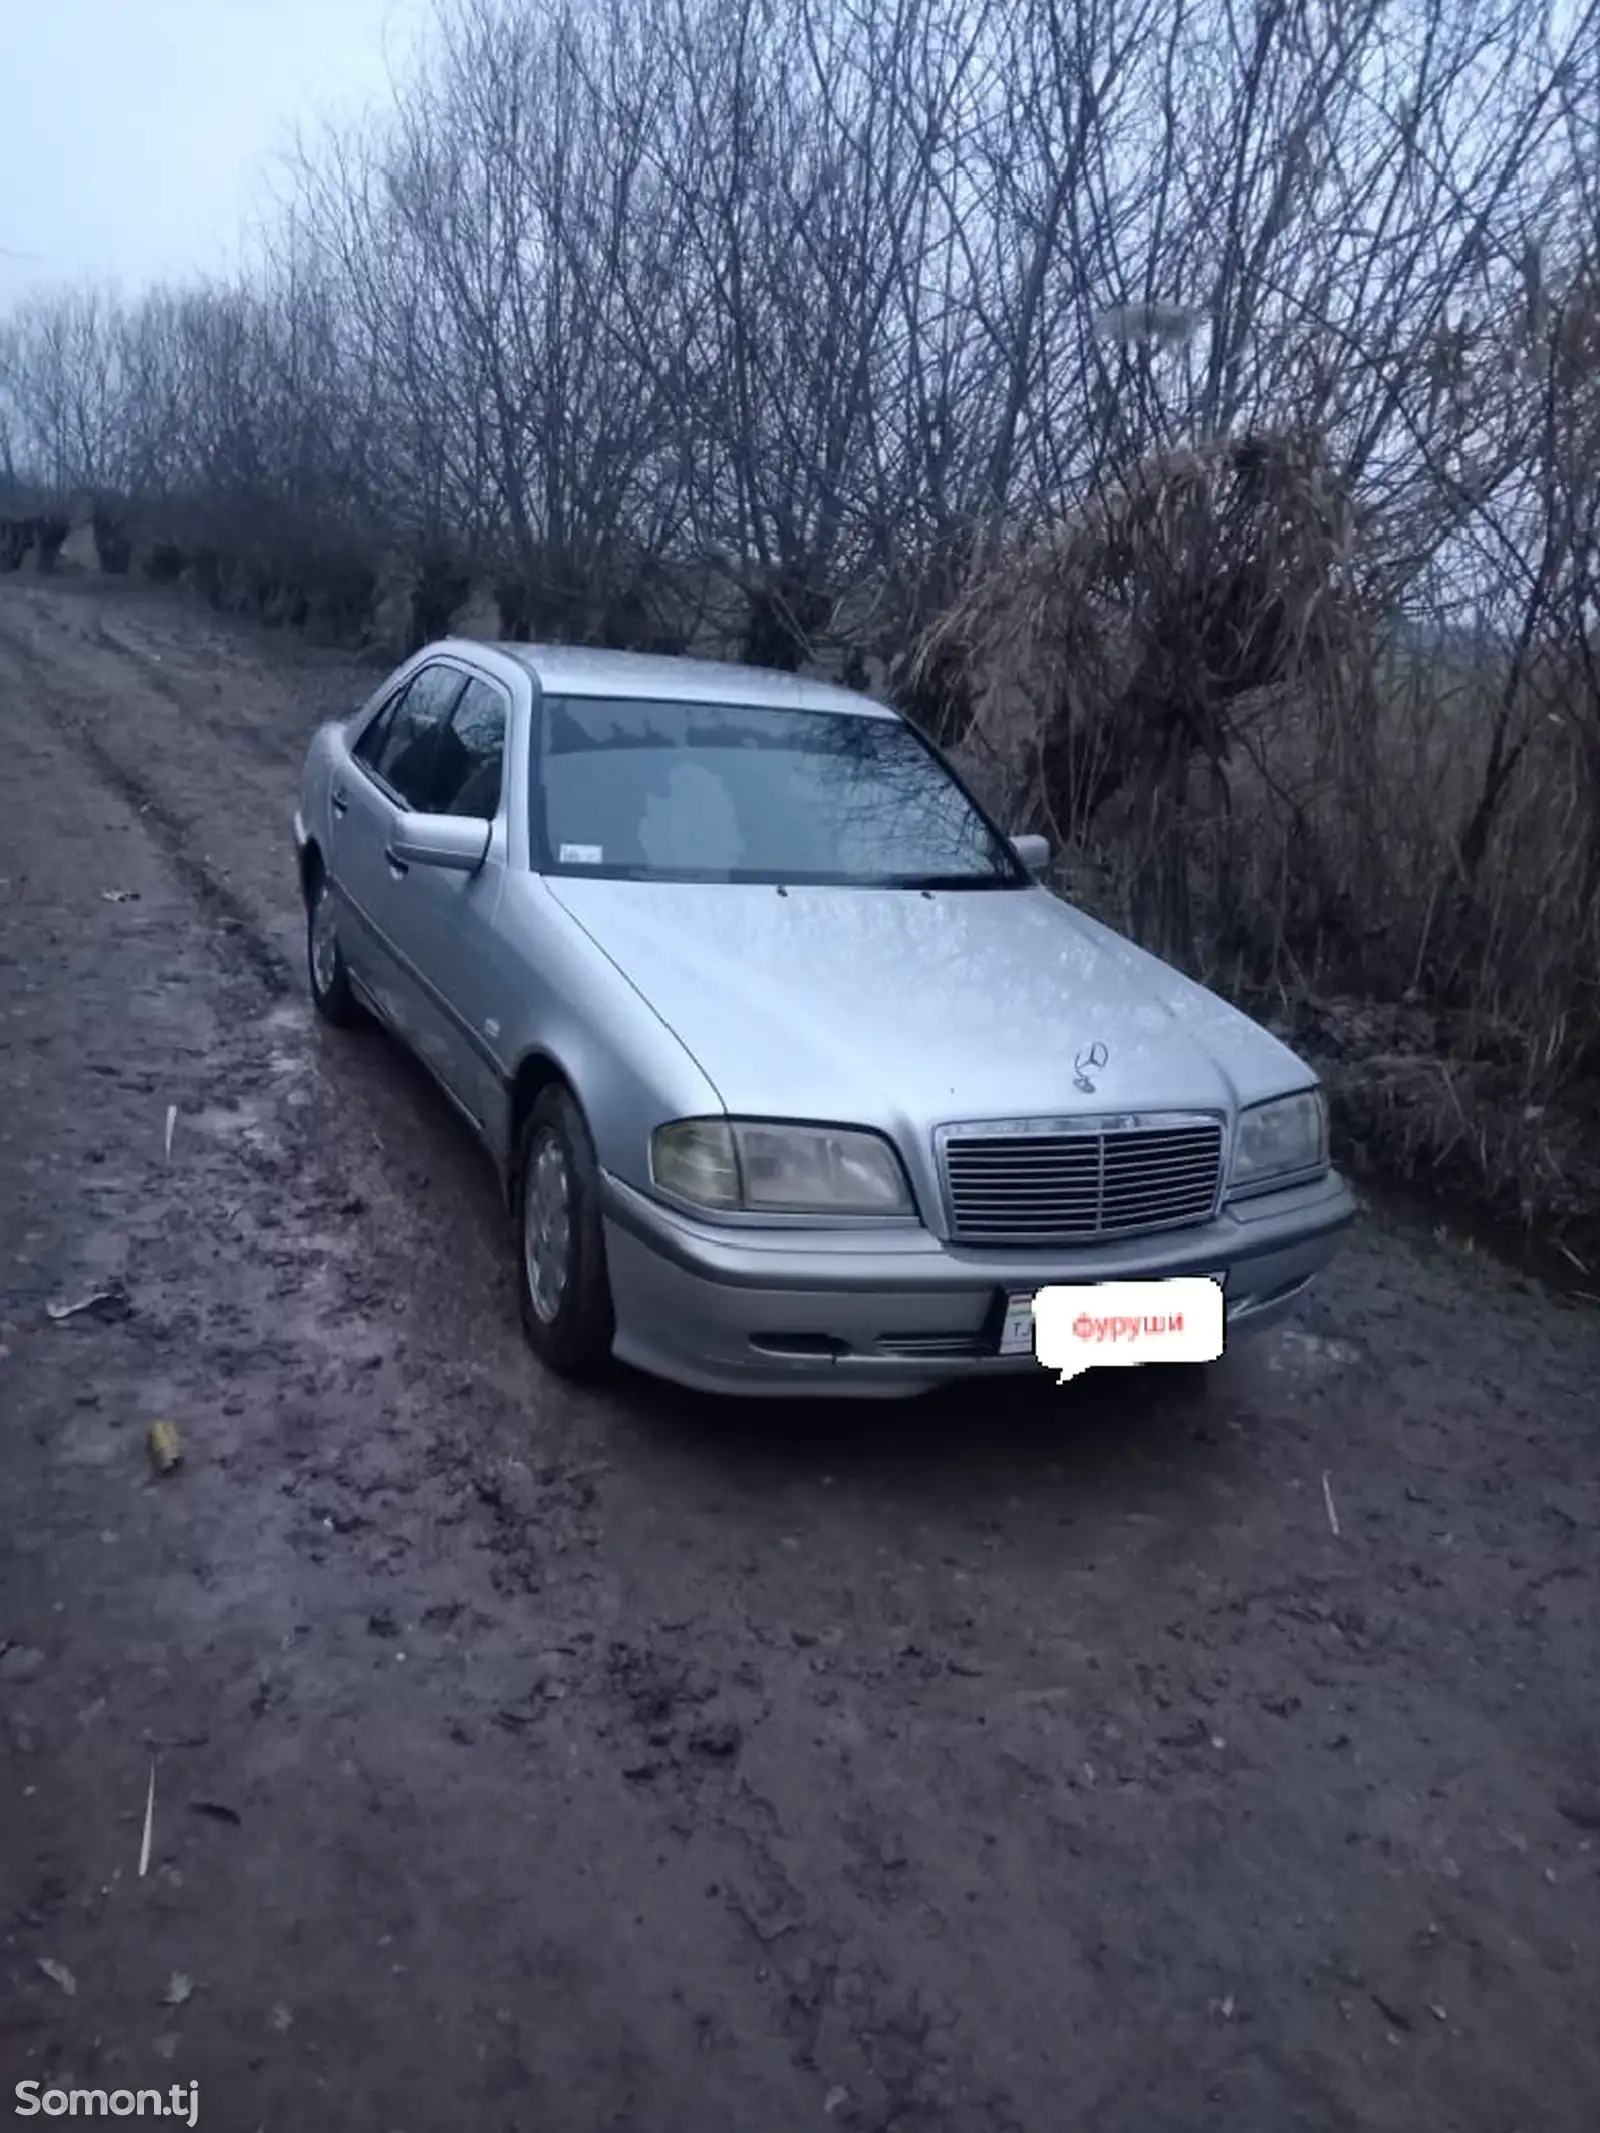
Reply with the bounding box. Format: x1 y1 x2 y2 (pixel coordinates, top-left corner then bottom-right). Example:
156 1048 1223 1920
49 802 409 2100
999 1293 1036 1356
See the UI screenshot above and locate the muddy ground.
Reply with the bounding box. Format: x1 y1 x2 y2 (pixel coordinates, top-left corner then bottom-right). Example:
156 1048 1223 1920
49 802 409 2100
1 570 1597 2133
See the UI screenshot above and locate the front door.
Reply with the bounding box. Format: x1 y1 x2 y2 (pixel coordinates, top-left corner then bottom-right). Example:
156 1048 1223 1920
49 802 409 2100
373 672 512 1128
334 661 470 1052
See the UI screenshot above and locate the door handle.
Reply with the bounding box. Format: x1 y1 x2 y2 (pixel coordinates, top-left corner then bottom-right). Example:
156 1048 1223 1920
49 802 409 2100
331 786 349 816
384 847 409 877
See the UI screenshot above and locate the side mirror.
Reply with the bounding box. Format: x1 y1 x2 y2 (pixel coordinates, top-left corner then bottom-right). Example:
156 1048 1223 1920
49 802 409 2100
387 814 491 873
1012 833 1051 874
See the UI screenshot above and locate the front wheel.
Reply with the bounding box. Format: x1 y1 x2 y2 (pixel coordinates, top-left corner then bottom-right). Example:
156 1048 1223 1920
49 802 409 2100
306 867 361 1026
514 1085 616 1377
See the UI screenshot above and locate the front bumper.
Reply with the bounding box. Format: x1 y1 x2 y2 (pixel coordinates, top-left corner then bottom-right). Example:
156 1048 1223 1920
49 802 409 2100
601 1168 1357 1399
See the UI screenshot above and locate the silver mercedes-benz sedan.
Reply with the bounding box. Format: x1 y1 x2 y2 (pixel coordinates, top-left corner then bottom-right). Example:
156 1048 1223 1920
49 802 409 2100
292 640 1354 1398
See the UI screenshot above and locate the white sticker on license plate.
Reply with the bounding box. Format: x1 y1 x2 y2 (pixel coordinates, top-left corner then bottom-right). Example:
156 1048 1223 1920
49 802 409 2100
1033 1278 1227 1381
1001 1273 1228 1358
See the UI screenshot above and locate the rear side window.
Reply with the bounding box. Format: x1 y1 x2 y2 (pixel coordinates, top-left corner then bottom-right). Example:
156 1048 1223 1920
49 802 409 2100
431 677 508 820
357 665 470 807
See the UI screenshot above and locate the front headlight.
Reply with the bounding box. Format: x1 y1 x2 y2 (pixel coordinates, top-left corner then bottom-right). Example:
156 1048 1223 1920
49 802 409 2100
1229 1088 1329 1194
651 1119 915 1215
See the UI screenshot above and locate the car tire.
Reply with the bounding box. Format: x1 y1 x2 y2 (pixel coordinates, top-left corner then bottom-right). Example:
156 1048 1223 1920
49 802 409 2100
306 865 362 1027
514 1084 616 1377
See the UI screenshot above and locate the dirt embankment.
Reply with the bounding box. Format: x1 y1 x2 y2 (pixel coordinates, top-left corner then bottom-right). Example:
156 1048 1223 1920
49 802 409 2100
2 570 1598 2133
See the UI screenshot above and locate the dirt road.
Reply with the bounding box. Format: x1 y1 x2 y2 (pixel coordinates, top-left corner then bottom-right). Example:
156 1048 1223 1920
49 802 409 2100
2 572 1597 2133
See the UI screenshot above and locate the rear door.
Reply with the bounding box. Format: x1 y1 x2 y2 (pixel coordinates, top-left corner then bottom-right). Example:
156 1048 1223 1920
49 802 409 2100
332 661 470 1041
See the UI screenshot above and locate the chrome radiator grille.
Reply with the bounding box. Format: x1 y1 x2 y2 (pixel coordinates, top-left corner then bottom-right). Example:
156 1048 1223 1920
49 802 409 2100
940 1118 1224 1243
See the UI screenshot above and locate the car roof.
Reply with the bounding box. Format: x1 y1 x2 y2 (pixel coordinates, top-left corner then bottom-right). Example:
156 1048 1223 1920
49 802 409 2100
476 641 898 718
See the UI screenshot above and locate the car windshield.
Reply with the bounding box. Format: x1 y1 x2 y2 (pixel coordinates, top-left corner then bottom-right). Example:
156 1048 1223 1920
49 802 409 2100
534 696 1024 888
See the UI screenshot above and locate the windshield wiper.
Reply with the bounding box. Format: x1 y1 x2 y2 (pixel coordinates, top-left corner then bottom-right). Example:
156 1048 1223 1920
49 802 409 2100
877 872 1019 891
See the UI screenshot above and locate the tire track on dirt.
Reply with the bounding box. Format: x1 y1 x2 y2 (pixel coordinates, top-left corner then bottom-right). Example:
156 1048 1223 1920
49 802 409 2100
76 722 293 999
1 614 295 1000
88 615 308 773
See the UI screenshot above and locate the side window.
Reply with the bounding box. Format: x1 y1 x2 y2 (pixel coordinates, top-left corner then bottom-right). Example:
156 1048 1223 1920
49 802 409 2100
432 678 508 820
370 665 470 808
352 681 409 771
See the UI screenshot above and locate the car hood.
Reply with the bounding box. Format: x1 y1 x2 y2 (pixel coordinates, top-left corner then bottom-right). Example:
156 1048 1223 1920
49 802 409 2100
545 879 1316 1124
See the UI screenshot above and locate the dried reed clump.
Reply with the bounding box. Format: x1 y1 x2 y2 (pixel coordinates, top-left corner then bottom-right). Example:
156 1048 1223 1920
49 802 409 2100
909 430 1369 961
915 427 1360 736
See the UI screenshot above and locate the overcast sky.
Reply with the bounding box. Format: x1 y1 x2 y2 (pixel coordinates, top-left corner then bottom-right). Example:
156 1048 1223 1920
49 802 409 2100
0 0 433 312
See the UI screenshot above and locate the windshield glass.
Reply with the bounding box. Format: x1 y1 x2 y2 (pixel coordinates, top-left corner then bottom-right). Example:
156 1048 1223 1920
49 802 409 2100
534 696 1024 888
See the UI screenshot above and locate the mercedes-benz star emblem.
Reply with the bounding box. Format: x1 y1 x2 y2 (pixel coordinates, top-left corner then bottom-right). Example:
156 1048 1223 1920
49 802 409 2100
1073 1040 1109 1094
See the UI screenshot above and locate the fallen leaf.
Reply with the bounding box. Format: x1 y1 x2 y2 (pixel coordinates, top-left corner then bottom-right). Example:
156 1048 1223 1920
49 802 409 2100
163 1974 193 2007
38 1957 76 1996
146 1421 182 1475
